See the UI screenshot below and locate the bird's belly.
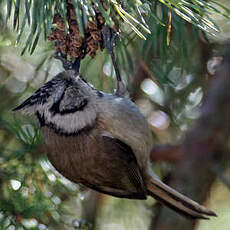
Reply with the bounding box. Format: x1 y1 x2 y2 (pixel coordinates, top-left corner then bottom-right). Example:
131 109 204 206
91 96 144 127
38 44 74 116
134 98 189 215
41 127 95 184
41 126 121 186
41 126 147 199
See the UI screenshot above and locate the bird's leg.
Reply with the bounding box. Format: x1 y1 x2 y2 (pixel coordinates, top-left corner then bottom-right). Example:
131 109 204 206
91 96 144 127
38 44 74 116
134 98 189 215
54 51 83 74
71 46 87 73
102 26 126 96
71 57 81 73
53 51 72 70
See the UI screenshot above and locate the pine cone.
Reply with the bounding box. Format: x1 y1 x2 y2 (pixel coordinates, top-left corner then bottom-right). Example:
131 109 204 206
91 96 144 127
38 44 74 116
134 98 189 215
48 0 119 60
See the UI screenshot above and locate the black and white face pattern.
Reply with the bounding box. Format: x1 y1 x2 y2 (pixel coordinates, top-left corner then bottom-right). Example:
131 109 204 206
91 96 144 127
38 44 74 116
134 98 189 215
13 70 103 135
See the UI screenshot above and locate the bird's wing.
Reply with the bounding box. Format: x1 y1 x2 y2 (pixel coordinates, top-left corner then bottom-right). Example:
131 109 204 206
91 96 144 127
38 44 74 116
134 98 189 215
87 133 148 199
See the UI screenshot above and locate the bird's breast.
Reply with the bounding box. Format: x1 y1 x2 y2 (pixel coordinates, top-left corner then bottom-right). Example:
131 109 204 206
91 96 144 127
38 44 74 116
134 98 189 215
41 126 96 184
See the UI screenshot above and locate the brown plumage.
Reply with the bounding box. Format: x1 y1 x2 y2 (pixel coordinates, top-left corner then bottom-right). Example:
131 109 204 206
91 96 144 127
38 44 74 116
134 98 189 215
13 70 217 219
42 125 146 199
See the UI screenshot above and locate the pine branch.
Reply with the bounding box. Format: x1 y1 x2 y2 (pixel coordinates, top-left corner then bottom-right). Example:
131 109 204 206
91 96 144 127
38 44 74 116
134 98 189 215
0 0 229 55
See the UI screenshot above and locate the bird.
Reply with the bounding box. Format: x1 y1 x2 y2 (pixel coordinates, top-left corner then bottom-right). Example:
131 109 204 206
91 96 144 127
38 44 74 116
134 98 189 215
13 68 216 219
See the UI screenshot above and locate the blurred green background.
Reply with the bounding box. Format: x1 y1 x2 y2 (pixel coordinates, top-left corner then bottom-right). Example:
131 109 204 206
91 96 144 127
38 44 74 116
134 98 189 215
0 0 230 230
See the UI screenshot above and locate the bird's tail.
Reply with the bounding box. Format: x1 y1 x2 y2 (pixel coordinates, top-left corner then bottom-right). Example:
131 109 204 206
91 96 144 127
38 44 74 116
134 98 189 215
146 176 217 219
